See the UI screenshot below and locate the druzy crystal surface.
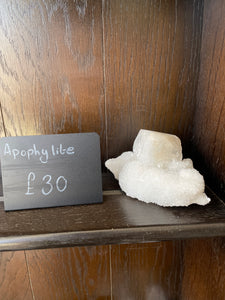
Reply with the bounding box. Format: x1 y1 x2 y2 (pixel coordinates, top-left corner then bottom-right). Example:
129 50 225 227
105 130 210 207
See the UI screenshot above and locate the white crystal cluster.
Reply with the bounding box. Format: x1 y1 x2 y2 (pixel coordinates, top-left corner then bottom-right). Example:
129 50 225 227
105 129 210 207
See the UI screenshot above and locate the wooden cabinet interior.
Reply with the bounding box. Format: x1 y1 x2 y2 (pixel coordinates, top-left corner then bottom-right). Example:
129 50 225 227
0 0 224 299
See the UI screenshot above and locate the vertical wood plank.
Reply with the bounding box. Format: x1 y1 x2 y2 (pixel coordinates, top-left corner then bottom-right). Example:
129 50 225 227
0 251 33 300
0 102 6 138
182 237 225 300
26 246 111 300
191 2 225 297
0 0 106 159
104 0 203 158
193 0 225 196
0 117 5 138
111 241 183 300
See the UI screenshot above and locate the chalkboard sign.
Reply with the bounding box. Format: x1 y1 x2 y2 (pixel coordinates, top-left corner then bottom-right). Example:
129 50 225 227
0 133 102 211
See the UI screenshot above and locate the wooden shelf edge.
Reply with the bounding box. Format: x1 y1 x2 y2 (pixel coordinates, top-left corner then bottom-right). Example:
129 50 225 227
0 222 225 252
0 174 224 251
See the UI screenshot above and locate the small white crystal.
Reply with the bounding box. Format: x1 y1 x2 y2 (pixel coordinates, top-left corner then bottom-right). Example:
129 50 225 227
105 129 210 207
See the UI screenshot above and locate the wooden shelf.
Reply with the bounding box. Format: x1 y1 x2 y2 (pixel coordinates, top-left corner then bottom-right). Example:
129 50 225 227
0 173 224 251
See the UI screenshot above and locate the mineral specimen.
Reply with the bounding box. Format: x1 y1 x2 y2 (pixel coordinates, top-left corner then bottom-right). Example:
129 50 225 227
105 129 210 207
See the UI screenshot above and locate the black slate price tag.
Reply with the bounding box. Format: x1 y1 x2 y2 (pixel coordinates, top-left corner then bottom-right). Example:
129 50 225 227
0 133 102 211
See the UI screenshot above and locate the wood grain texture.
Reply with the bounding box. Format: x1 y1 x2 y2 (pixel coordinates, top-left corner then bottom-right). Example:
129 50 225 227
26 245 111 300
0 251 33 300
182 237 225 300
0 0 106 159
103 0 204 158
0 1 224 300
111 241 183 300
0 114 5 138
192 0 225 197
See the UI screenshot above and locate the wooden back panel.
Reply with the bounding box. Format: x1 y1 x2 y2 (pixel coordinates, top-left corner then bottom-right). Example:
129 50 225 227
0 0 203 159
0 1 224 300
0 0 106 160
193 0 225 197
104 0 203 157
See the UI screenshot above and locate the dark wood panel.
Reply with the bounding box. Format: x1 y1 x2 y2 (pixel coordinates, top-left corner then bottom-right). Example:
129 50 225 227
111 241 183 300
189 2 225 297
0 2 223 300
0 0 106 160
0 251 33 300
104 0 203 158
182 237 225 300
26 245 111 300
193 0 225 197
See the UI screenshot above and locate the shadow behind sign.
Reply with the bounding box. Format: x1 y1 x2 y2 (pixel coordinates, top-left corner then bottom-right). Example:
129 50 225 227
0 133 102 211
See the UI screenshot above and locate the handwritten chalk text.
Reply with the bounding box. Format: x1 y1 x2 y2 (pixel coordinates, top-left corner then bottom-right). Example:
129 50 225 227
3 143 75 164
26 172 68 196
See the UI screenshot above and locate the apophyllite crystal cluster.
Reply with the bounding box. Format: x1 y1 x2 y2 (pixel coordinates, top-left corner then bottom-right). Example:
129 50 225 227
105 129 210 207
